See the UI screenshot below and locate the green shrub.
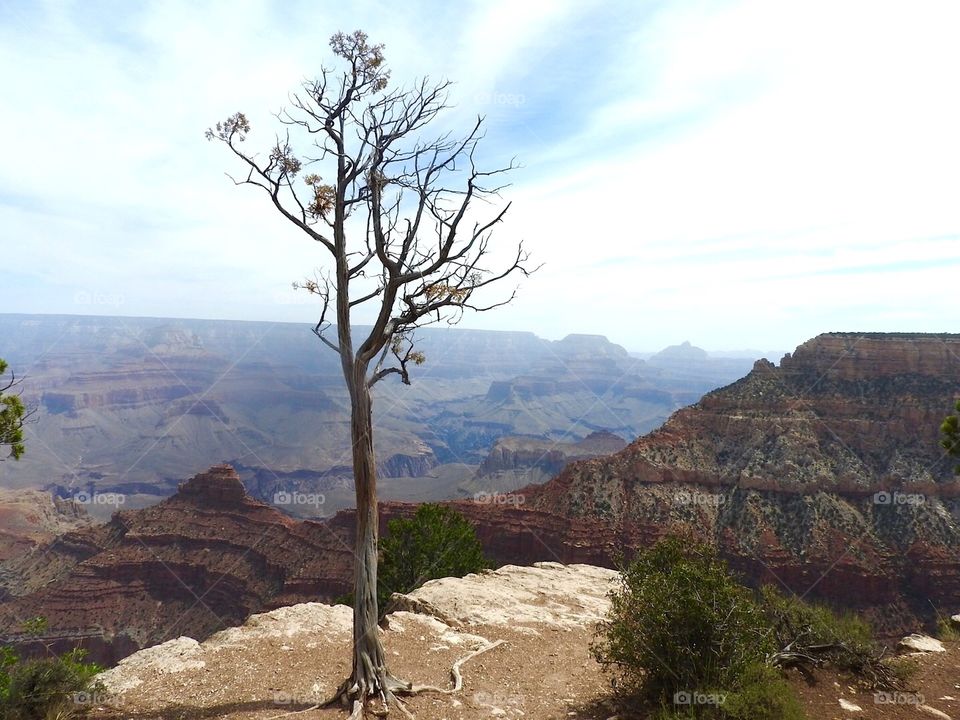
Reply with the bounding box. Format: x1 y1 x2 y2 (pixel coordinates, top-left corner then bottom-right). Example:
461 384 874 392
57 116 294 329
338 504 489 616
644 665 803 720
0 617 104 720
759 586 907 688
0 648 104 720
377 504 488 611
0 645 17 704
591 537 776 711
592 535 915 717
718 663 805 720
760 585 874 656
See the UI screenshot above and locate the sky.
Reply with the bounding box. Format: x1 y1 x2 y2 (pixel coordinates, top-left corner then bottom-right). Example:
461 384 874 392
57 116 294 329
2 0 959 352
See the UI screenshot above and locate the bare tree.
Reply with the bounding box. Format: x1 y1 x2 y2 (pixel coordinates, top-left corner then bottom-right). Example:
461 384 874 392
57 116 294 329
207 30 533 718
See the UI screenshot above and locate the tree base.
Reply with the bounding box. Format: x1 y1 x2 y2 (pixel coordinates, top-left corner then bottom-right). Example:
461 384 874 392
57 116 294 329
319 639 506 719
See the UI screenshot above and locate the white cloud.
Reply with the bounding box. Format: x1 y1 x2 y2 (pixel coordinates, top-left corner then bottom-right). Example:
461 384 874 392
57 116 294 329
1 0 959 351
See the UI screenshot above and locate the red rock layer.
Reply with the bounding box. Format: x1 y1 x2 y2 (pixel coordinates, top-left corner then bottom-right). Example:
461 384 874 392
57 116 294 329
0 466 352 664
5 333 960 661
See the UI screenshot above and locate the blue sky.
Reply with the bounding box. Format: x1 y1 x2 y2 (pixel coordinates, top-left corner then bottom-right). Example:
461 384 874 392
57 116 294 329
2 0 959 352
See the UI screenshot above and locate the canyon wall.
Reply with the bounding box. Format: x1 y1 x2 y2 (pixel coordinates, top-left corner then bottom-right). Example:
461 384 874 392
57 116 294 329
4 333 959 662
520 332 960 632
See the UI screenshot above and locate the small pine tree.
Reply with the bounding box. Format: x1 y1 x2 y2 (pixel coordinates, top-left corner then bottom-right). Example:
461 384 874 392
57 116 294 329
0 617 104 720
377 504 489 614
942 399 960 474
0 359 26 461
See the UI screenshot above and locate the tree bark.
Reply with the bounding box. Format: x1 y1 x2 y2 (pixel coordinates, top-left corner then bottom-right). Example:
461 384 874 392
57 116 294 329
347 365 389 700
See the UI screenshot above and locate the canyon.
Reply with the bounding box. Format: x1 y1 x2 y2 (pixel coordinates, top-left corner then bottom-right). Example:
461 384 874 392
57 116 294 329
0 314 753 517
1 332 958 664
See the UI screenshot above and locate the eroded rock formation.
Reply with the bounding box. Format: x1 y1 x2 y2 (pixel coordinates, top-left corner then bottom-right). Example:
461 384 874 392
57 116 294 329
519 332 960 633
5 333 959 662
464 430 627 494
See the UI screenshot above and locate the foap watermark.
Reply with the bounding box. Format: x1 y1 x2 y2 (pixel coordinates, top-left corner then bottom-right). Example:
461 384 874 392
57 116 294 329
474 91 525 107
71 690 110 707
873 491 925 506
73 490 126 507
673 690 726 707
473 491 525 507
874 691 925 706
272 690 319 706
273 490 326 510
474 691 524 708
674 491 724 507
74 290 124 308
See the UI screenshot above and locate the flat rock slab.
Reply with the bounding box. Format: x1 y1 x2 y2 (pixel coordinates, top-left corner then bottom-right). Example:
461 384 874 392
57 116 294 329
838 697 863 712
390 562 619 628
900 634 947 653
98 603 353 696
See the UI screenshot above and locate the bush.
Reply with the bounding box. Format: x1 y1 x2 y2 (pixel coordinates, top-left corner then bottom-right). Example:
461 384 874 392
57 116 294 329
336 504 489 615
717 662 805 720
0 617 104 720
377 503 488 612
639 665 803 720
0 648 104 720
591 537 776 714
759 586 907 688
0 646 16 705
593 536 909 718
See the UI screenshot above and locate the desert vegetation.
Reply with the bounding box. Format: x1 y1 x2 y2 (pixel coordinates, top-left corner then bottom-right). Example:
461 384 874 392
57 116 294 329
0 359 26 461
337 503 489 618
377 504 488 615
592 536 910 719
0 618 103 720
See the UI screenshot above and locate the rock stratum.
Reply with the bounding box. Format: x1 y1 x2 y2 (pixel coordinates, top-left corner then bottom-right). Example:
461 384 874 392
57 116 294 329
462 430 627 495
0 465 357 663
3 332 959 663
0 489 91 601
521 332 960 633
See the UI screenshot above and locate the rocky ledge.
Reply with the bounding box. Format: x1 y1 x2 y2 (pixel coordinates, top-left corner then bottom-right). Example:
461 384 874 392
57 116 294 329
86 564 960 720
94 563 620 720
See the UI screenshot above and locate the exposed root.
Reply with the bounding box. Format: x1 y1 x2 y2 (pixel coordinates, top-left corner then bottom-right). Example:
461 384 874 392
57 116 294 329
315 639 508 717
347 699 364 720
390 695 415 720
407 638 507 694
266 704 320 719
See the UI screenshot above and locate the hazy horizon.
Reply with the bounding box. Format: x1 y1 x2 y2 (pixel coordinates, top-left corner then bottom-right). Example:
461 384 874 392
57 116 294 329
1 310 797 359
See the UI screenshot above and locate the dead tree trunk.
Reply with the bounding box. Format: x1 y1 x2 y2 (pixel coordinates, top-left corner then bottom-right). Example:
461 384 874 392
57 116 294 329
347 373 389 700
329 370 423 716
